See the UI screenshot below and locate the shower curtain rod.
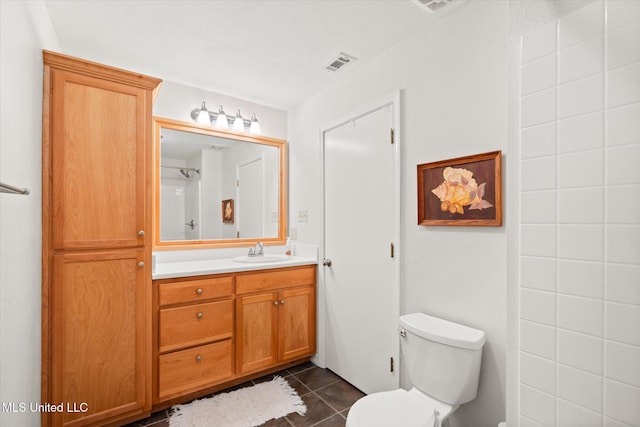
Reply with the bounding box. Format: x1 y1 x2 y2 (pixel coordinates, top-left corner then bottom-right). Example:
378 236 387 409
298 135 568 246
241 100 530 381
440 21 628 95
160 165 201 173
0 181 30 195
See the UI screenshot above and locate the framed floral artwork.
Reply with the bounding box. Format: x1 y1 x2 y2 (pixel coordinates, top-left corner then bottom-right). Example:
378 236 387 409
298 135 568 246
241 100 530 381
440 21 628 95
222 199 234 224
417 150 502 226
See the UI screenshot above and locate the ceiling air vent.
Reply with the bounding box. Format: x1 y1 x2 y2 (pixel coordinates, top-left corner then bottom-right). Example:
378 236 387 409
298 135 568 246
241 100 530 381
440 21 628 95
326 52 357 72
412 0 452 13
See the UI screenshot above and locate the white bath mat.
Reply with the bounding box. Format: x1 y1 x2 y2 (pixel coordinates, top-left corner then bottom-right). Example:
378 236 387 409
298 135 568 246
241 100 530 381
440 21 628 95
168 376 307 427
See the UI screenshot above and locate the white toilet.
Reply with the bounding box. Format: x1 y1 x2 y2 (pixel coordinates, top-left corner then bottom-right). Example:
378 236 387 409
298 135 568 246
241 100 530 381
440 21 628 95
346 312 486 427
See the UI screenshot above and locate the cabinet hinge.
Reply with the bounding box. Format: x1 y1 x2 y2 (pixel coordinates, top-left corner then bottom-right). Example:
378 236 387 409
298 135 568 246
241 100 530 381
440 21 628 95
390 128 395 144
236 231 240 238
390 243 395 258
390 357 394 372
237 179 240 187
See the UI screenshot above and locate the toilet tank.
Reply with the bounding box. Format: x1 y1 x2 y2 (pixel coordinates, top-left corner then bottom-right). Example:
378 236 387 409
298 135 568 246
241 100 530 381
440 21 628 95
399 313 485 405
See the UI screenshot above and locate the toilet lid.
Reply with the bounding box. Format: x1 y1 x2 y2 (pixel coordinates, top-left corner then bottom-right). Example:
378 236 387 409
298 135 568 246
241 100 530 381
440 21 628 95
347 389 436 427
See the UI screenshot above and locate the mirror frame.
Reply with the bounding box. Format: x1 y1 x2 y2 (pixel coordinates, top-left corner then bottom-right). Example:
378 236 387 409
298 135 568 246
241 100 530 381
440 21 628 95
153 116 287 250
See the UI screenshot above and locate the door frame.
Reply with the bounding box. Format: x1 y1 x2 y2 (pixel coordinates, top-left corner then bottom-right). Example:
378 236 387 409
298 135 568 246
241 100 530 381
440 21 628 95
315 90 401 389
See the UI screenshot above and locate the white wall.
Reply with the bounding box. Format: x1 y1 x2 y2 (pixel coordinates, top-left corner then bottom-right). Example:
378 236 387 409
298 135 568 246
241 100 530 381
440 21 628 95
0 1 60 426
518 1 640 425
289 2 509 426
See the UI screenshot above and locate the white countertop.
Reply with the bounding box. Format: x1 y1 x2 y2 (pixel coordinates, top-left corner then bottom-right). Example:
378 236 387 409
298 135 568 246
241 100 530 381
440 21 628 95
152 243 319 280
152 255 317 280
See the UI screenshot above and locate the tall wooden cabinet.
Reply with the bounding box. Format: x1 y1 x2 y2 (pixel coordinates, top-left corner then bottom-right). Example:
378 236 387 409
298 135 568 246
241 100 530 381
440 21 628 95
42 51 161 427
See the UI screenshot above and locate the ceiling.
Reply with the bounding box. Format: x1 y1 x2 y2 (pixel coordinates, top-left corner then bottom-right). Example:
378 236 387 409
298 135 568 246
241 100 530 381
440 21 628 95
44 0 467 110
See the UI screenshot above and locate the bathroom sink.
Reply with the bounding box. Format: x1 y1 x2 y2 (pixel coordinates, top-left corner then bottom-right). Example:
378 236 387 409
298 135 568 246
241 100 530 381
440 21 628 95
233 255 290 264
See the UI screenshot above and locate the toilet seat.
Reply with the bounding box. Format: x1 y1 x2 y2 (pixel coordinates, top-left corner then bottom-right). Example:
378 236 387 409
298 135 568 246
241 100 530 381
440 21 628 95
346 388 455 427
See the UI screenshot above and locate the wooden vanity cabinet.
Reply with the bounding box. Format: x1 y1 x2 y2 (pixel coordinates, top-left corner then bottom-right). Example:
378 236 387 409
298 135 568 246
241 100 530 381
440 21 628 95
235 266 316 375
152 264 316 406
42 51 161 427
155 276 235 401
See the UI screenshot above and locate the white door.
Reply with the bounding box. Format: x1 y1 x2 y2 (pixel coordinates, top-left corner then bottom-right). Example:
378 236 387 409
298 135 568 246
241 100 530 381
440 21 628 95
237 157 263 238
323 102 398 394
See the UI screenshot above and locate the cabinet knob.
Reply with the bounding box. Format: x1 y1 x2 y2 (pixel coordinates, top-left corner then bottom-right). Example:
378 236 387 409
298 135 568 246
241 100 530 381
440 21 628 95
138 230 145 236
273 301 279 306
280 300 285 305
196 312 204 319
195 355 202 362
137 262 144 268
195 288 203 295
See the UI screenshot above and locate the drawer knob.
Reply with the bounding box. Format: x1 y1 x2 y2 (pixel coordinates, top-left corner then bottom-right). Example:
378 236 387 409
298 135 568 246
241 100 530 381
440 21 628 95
273 301 279 306
196 312 204 319
195 288 203 295
138 230 145 236
195 355 202 362
280 300 285 305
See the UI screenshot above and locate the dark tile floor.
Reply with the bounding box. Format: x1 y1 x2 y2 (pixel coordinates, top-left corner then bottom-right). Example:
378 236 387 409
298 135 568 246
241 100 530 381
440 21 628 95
123 362 365 427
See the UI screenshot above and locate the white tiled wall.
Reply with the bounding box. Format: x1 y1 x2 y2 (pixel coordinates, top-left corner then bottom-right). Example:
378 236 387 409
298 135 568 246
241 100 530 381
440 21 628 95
519 1 640 426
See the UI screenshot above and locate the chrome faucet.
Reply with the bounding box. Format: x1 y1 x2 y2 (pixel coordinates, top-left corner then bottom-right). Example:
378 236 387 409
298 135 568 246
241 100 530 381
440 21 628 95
248 241 264 257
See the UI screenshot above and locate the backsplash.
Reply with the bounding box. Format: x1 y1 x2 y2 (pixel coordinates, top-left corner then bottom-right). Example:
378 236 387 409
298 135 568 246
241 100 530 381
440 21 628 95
519 1 640 426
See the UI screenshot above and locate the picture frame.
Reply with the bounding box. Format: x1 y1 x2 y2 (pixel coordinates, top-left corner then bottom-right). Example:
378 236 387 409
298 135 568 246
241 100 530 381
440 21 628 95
222 199 234 224
417 150 502 226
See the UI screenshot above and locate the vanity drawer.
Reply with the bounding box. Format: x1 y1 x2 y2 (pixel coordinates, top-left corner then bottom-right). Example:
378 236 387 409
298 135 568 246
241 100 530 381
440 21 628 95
159 300 233 353
236 266 316 295
159 276 233 306
158 340 233 400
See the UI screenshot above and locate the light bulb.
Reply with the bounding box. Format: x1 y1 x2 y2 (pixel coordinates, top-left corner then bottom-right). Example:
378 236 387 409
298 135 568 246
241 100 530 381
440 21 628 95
249 113 261 134
232 110 245 131
215 105 228 129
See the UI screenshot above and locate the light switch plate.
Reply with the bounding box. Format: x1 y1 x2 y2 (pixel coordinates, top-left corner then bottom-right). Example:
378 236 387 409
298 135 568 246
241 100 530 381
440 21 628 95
298 210 309 222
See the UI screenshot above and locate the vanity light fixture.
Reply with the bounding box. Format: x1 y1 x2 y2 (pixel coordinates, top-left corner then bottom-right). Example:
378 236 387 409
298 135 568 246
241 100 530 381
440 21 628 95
215 105 228 129
249 113 261 134
190 101 261 134
232 110 245 131
194 101 212 125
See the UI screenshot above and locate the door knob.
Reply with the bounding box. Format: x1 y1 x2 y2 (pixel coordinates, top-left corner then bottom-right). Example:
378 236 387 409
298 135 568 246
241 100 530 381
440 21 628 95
138 230 145 236
137 262 144 268
322 258 332 267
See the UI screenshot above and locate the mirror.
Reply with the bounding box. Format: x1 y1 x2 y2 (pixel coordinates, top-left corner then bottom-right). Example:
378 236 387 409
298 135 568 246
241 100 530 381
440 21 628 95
153 117 286 249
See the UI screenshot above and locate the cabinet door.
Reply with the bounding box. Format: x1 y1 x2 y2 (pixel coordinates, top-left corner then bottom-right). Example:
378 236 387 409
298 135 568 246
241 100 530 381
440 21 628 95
51 250 149 426
50 70 147 250
236 292 278 375
278 287 316 361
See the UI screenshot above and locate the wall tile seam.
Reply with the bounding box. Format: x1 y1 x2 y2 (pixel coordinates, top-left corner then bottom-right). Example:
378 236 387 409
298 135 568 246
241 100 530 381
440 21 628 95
603 373 640 391
522 85 558 98
605 141 640 150
520 153 557 161
518 316 557 329
520 378 556 397
557 71 604 89
558 145 606 156
556 396 605 417
606 299 640 310
556 290 606 302
521 50 557 67
520 414 546 427
559 69 605 87
556 107 606 122
604 260 640 267
607 100 640 112
605 11 640 33
558 361 605 379
519 254 559 261
555 325 604 341
521 381 557 399
603 375 640 394
521 287 557 296
520 118 557 131
606 57 640 73
560 257 639 266
605 416 635 427
521 349 556 364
